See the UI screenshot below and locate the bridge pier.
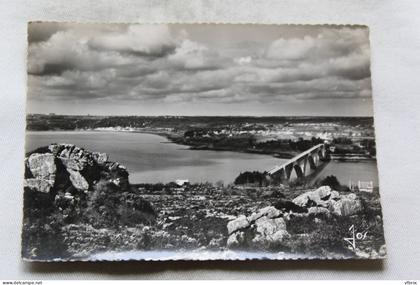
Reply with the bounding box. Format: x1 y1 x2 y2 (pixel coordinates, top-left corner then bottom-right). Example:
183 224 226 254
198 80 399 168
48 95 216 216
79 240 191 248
293 164 304 179
285 164 293 180
308 156 316 170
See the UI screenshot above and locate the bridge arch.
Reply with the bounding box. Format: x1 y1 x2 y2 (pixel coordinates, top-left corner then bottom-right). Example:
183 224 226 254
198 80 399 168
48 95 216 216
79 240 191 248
308 155 316 170
293 164 304 179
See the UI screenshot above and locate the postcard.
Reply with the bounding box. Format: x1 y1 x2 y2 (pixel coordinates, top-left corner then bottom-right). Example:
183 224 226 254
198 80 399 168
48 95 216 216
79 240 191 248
22 23 386 261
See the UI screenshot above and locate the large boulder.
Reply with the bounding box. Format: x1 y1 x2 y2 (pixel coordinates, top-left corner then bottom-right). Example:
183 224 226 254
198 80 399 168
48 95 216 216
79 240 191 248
67 169 89 191
227 231 245 248
252 216 289 246
329 193 363 216
25 153 57 193
23 178 54 193
248 206 281 222
307 206 331 216
27 153 56 179
227 215 249 235
60 157 87 172
58 145 89 171
226 206 289 249
292 186 339 207
292 186 363 217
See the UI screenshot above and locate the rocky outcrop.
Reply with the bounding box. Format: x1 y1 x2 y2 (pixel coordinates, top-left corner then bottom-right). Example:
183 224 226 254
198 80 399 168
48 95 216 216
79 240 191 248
22 143 157 260
24 143 129 194
226 186 365 250
226 206 289 249
292 186 362 216
292 186 339 207
252 216 289 246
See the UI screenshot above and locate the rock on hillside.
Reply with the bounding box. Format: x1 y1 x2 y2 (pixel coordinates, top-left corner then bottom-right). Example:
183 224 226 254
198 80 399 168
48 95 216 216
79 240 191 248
24 143 129 194
227 206 290 250
292 186 362 216
22 143 156 260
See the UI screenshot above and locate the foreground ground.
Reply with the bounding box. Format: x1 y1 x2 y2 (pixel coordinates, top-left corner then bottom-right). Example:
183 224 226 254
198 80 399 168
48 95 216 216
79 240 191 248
22 143 386 261
124 183 386 259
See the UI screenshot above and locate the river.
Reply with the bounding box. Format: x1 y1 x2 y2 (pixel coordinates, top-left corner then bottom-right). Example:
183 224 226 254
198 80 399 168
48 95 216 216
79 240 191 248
25 131 379 186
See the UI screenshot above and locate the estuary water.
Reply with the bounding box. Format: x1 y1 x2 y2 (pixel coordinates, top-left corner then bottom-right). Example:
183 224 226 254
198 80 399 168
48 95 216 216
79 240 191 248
25 131 379 186
25 131 286 184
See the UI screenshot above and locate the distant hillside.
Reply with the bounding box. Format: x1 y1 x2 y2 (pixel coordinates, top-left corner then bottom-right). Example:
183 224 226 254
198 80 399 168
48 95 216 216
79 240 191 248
26 114 374 131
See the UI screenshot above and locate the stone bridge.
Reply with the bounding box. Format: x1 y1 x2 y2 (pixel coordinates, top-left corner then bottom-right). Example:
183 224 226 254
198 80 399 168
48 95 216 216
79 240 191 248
267 144 328 183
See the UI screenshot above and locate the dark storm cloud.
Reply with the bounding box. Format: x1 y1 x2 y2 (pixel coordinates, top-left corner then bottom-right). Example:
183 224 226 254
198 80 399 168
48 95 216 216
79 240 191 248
27 23 372 115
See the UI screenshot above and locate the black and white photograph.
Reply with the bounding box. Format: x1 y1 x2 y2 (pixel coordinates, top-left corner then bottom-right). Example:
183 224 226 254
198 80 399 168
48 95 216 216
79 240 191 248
22 23 386 261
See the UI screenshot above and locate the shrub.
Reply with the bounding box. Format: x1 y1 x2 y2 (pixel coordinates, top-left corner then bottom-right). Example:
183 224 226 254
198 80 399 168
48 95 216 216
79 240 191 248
22 189 68 259
284 213 355 257
86 181 156 228
234 171 269 186
319 175 341 190
274 198 307 213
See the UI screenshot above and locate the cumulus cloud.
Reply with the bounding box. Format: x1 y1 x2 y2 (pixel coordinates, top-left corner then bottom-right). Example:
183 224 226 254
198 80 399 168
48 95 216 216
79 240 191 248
28 22 67 43
27 24 373 115
167 39 229 70
88 25 176 56
235 56 252 65
266 36 315 60
28 30 131 75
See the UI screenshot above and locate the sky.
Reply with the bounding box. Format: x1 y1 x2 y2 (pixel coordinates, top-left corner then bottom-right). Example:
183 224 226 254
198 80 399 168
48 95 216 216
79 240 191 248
27 23 373 116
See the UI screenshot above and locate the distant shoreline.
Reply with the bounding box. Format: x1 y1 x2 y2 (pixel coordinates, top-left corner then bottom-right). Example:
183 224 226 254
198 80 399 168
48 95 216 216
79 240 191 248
26 129 376 162
26 128 296 159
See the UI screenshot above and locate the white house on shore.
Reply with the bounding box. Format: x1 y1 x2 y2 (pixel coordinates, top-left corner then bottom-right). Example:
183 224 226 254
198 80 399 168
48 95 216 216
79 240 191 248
175 179 189 186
